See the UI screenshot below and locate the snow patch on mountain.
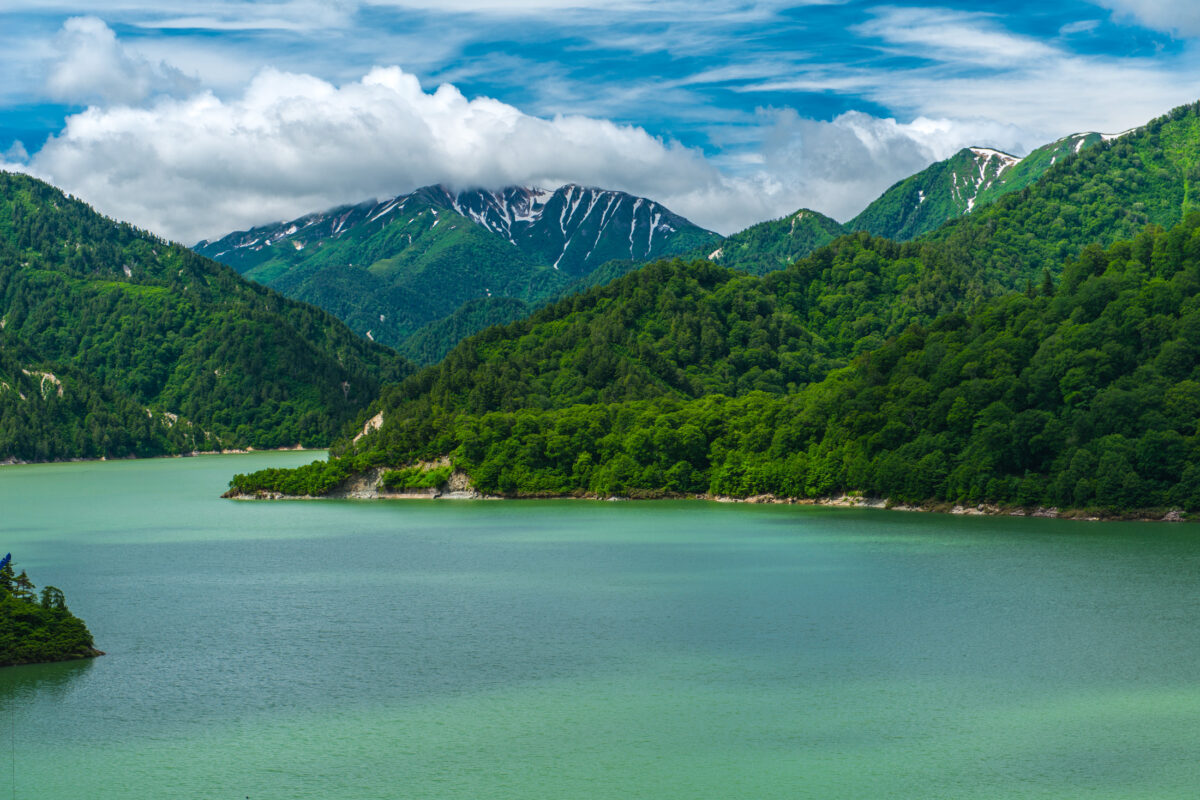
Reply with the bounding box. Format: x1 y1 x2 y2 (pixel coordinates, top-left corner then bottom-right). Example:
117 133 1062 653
198 182 715 278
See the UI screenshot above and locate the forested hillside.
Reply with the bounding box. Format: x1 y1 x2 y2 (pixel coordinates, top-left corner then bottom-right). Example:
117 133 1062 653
230 102 1200 515
197 185 717 357
328 219 1067 423
233 216 1200 514
703 209 845 275
0 172 409 462
847 147 1022 241
706 131 1112 277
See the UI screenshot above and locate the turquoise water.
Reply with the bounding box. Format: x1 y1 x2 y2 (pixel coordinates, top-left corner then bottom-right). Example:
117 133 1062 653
2 453 1200 798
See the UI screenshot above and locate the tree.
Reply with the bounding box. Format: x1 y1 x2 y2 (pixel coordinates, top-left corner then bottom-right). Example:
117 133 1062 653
13 570 36 603
40 586 66 612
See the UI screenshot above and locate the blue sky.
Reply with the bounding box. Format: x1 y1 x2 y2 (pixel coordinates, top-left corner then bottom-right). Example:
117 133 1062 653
3 1 1200 241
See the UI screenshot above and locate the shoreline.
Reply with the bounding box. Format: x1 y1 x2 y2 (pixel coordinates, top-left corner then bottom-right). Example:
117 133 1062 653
225 471 1193 523
0 444 320 468
1 648 106 670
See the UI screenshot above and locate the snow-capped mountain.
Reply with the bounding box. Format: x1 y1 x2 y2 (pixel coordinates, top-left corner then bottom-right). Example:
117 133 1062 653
194 184 718 358
197 184 717 279
428 185 713 274
847 131 1128 241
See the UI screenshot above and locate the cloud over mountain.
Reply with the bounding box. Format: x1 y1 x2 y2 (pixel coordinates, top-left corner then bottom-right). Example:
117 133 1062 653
21 61 1020 242
11 10 1177 243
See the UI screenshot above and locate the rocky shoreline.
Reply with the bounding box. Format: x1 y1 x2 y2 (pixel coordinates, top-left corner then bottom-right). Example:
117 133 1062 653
224 470 1192 522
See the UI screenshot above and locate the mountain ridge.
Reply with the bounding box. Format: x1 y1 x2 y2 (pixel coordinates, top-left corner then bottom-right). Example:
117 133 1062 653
227 100 1200 516
0 170 409 462
195 183 718 355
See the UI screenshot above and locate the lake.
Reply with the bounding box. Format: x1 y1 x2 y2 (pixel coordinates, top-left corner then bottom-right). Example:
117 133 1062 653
2 452 1199 798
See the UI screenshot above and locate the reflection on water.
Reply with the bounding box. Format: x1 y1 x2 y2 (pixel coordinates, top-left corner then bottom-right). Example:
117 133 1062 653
0 658 96 701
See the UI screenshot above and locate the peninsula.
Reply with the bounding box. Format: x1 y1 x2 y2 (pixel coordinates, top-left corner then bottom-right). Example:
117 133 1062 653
0 555 102 667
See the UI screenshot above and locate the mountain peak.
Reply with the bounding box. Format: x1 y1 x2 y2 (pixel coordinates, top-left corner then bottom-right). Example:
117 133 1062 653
414 183 713 273
967 146 1021 166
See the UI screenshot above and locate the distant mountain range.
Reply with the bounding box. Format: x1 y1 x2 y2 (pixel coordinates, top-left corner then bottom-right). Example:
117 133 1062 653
195 185 719 361
234 100 1200 516
197 130 1127 360
706 131 1122 274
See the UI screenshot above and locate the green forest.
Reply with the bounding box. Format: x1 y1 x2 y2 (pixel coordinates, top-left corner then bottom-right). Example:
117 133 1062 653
231 102 1200 516
0 172 410 462
0 556 100 667
232 215 1200 514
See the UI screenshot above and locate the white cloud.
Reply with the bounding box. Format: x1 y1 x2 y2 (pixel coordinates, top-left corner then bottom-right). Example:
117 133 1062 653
137 0 355 31
23 66 737 241
3 141 29 162
19 56 1022 241
799 6 1200 139
1089 0 1200 37
46 16 198 105
1059 19 1101 35
853 7 1057 68
20 6 1191 245
360 0 821 18
711 109 1028 224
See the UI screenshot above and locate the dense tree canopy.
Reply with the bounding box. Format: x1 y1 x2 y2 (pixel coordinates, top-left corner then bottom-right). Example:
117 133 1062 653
0 171 410 461
233 215 1200 515
0 556 100 667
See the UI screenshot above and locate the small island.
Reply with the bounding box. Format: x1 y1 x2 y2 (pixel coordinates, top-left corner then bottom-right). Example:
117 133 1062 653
0 554 102 667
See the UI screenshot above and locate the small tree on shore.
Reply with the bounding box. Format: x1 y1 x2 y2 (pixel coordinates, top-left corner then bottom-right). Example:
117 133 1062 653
13 570 36 602
40 586 66 612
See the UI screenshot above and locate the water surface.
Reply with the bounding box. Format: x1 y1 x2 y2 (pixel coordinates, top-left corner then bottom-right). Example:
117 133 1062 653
2 453 1199 798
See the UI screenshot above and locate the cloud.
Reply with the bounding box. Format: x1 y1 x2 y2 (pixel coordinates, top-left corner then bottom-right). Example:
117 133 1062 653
723 109 1027 222
360 0 819 18
1059 19 1101 35
19 57 1011 242
136 0 356 32
3 141 29 162
1089 0 1200 37
23 66 728 241
853 7 1057 68
21 5 1190 244
796 6 1200 138
46 16 198 105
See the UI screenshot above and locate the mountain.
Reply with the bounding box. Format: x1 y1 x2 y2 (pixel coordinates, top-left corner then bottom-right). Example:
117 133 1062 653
196 185 719 356
702 208 845 275
230 100 1200 515
971 132 1114 204
847 146 1023 240
423 185 718 275
847 132 1121 241
231 212 1200 515
0 171 409 462
706 132 1116 277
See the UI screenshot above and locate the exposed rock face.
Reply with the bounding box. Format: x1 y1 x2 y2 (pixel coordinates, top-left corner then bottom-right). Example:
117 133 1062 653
352 412 384 444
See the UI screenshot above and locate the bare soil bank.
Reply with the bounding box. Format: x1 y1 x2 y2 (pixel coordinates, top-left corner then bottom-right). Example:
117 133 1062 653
225 470 1192 522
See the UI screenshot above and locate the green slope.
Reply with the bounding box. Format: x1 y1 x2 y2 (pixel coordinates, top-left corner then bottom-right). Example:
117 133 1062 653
229 101 1200 514
0 171 409 462
196 185 718 357
232 216 1200 514
397 296 532 366
926 106 1198 281
972 132 1108 205
711 133 1110 276
702 209 846 275
847 147 1022 240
